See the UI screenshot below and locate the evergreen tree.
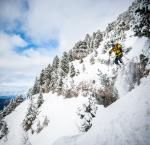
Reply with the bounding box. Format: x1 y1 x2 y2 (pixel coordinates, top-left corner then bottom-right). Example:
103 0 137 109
52 55 60 70
43 64 53 92
94 49 98 57
15 95 24 106
60 52 69 74
90 39 94 50
36 121 43 133
68 50 74 62
32 77 40 95
22 100 38 131
90 55 95 65
39 69 45 86
37 93 44 108
50 69 58 92
43 116 49 126
77 95 98 132
70 63 75 78
1 96 24 118
0 120 8 139
76 69 80 76
44 64 52 81
5 99 15 114
82 64 86 72
57 73 64 94
22 132 32 145
133 0 150 37
85 34 91 49
93 30 103 48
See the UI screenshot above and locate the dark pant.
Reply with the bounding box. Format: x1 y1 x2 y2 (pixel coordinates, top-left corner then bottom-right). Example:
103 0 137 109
115 56 123 65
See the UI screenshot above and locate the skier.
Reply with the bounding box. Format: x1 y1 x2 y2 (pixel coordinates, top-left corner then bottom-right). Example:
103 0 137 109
109 43 124 66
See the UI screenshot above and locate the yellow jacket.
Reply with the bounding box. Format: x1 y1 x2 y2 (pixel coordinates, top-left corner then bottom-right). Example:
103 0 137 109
109 43 123 57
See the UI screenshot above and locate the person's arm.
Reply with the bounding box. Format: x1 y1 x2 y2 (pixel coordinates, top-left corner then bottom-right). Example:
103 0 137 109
109 49 112 56
118 44 124 53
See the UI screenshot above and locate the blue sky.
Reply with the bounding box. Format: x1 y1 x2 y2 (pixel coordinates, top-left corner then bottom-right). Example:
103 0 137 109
0 0 133 96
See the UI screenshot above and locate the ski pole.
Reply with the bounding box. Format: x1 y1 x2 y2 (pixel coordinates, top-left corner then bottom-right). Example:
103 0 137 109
123 55 129 61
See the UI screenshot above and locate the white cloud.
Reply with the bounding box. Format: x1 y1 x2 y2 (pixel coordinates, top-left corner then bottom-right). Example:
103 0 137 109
0 33 27 55
0 32 56 95
0 0 26 31
25 0 133 52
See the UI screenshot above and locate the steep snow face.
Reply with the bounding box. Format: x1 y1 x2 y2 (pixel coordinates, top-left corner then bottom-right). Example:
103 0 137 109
53 71 150 145
29 94 89 145
53 35 150 145
115 36 149 96
0 100 29 145
0 93 91 145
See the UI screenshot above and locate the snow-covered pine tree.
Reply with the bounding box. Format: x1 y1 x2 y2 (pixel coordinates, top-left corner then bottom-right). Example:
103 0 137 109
36 121 43 133
60 52 69 75
37 93 44 108
5 99 15 114
76 69 80 76
57 70 64 95
90 55 95 65
68 49 74 62
82 64 86 72
22 132 32 145
43 64 53 92
39 69 45 86
93 30 103 48
43 116 49 126
85 33 91 49
36 116 49 133
70 63 75 78
52 55 60 70
77 95 98 132
32 77 40 95
133 0 150 37
88 32 96 51
89 39 94 51
1 96 24 118
49 69 58 93
0 120 8 140
44 64 52 82
15 95 24 106
94 49 98 57
97 70 118 107
22 100 38 131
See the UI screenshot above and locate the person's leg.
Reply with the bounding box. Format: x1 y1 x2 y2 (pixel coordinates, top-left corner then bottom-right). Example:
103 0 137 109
115 57 119 65
118 56 124 64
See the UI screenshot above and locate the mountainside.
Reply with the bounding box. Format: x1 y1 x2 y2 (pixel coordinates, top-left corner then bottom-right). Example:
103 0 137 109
0 0 150 145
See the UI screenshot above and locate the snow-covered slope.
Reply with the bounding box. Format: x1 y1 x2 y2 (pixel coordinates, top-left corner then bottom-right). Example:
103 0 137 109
0 100 29 145
52 35 150 145
1 32 149 145
0 93 91 145
54 75 150 145
0 1 150 145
